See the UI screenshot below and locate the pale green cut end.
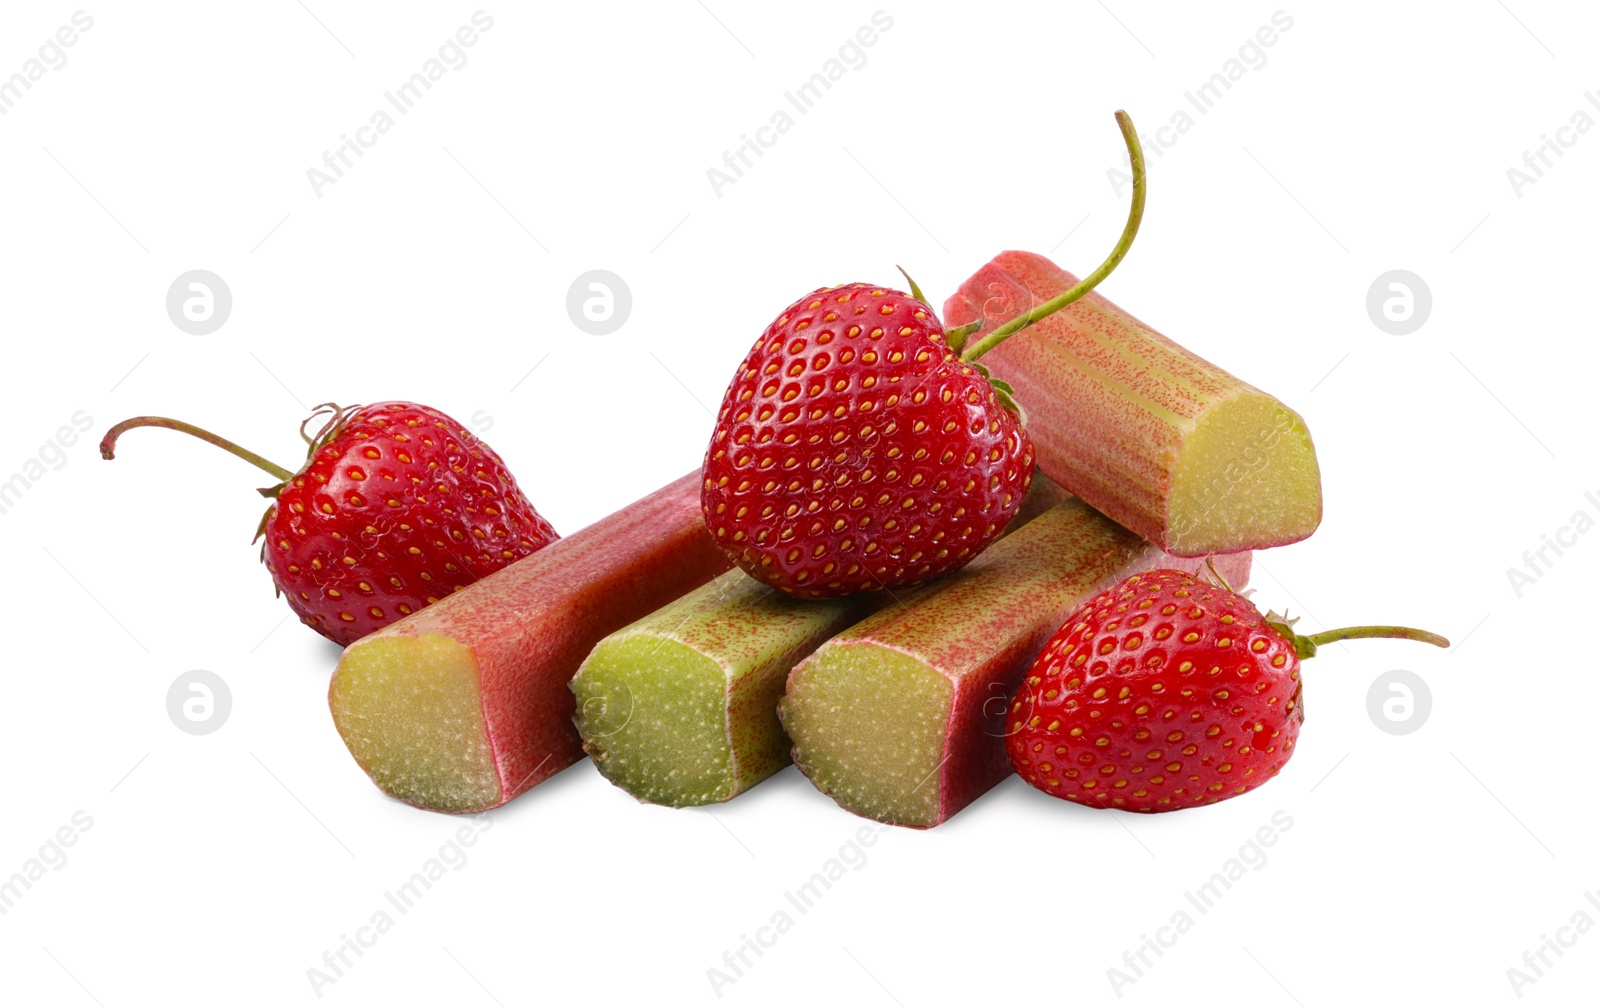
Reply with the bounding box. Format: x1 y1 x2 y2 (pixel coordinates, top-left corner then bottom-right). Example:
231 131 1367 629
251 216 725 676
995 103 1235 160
781 643 951 828
1167 391 1322 555
572 635 738 808
329 634 501 813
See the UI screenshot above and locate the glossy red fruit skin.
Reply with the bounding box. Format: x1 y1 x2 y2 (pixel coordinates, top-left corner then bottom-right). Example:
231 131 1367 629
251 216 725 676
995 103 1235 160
1007 569 1303 812
261 402 557 646
701 283 1035 599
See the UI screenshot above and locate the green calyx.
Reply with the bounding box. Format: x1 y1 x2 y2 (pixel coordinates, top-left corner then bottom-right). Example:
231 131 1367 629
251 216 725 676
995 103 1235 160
252 403 360 500
295 402 359 461
252 403 360 543
968 360 1025 423
943 319 984 355
1264 610 1452 660
891 266 1023 419
895 265 927 305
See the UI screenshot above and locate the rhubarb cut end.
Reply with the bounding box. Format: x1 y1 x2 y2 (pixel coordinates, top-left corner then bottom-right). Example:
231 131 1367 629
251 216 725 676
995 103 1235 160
1166 393 1322 556
782 643 951 828
330 634 502 813
572 636 741 808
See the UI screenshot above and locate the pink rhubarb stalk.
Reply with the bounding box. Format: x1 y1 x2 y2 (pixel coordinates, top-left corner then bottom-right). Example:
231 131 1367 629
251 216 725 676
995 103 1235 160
329 471 732 813
779 497 1252 828
946 251 1322 556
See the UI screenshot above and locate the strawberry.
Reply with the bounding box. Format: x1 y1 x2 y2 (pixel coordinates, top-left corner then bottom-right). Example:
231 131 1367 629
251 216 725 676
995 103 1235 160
701 111 1154 598
1006 568 1447 812
101 401 557 646
700 283 1034 597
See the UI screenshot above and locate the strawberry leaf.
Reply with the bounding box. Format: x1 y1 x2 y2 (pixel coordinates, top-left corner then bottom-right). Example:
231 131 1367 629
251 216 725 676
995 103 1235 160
894 265 927 305
993 384 1027 425
966 360 1026 423
944 319 984 355
1265 610 1319 658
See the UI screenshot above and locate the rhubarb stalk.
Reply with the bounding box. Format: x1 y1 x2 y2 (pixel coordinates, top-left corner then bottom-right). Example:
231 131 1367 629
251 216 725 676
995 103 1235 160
328 471 731 813
779 498 1251 829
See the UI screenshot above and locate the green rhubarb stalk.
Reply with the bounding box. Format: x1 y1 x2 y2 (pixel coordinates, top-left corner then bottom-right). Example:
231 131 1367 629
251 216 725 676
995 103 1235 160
571 569 877 807
570 474 1072 808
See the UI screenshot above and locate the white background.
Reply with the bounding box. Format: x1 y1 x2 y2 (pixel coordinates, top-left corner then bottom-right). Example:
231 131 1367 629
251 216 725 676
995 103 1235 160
1 2 1595 1004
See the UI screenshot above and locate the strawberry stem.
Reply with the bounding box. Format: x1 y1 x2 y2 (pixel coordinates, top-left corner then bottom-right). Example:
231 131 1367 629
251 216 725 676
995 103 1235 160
961 109 1147 363
1303 625 1451 650
100 416 295 482
1270 619 1450 660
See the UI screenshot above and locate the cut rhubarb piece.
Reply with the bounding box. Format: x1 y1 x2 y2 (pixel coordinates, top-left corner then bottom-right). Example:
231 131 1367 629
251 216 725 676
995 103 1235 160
329 471 732 813
945 250 1321 556
571 569 875 807
570 473 1070 809
779 498 1251 828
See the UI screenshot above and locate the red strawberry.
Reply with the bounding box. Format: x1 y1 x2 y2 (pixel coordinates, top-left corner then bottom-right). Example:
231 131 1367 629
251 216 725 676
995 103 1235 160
699 115 1162 598
101 401 558 646
1006 568 1447 812
701 283 1034 598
